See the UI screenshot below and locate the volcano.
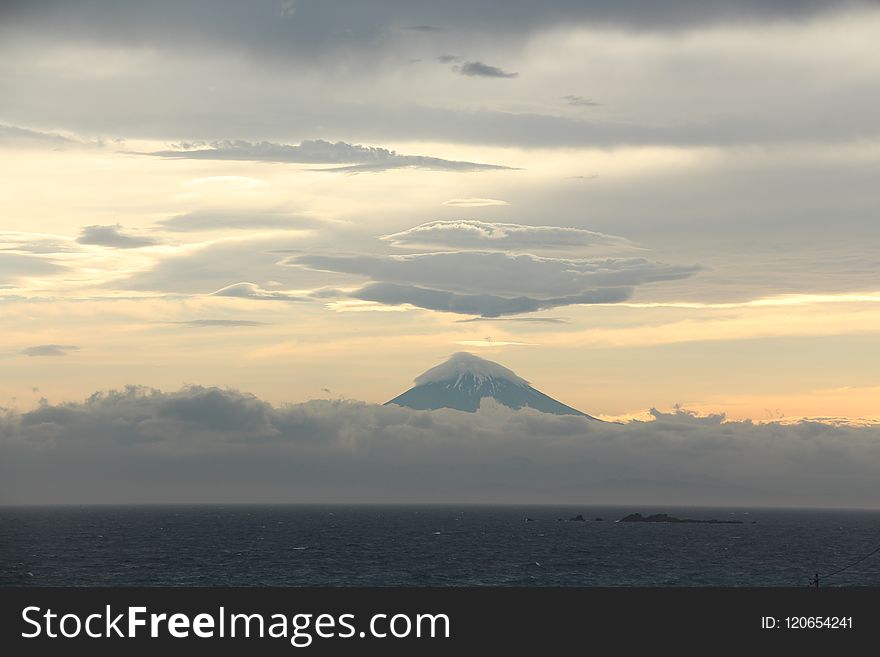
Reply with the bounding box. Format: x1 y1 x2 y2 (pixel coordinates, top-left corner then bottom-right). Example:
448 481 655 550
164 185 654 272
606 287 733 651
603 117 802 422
385 352 597 418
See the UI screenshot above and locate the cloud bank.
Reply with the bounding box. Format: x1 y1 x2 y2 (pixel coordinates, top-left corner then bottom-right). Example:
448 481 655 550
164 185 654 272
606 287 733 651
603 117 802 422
2 385 879 506
4 1 865 58
291 251 700 316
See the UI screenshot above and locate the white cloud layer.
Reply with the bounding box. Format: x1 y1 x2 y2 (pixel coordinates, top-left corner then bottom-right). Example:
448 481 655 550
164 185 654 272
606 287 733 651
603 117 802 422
292 251 701 316
2 385 879 506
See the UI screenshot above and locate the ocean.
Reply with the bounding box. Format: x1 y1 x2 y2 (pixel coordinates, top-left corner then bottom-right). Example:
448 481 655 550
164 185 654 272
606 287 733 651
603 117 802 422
2 505 879 587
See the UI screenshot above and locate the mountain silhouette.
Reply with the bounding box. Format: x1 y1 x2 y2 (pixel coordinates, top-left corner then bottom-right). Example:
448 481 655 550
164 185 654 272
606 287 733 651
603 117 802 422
385 352 597 418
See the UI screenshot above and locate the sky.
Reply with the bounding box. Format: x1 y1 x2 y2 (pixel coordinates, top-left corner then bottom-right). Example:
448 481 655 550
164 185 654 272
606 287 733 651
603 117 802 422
1 1 879 504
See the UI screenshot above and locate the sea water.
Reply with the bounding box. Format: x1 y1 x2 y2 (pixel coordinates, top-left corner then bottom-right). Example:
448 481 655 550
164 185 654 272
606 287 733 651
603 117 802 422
2 505 878 587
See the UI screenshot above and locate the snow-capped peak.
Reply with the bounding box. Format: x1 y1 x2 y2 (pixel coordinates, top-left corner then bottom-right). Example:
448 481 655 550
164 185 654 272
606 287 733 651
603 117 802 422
413 352 530 388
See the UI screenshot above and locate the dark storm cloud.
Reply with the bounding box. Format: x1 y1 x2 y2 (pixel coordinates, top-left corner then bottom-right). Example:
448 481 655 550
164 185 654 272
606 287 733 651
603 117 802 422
77 225 160 249
2 385 879 506
19 344 80 357
148 139 513 172
456 61 519 78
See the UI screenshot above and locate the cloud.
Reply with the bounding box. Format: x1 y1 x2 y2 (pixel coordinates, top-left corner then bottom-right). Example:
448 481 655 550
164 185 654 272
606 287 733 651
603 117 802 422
381 220 634 251
77 225 160 249
117 237 342 294
3 1 864 65
20 344 79 357
148 139 513 172
158 210 318 232
4 4 879 151
442 198 509 207
210 282 306 301
456 61 519 78
289 250 700 316
0 232 79 254
0 124 76 147
563 95 600 107
296 251 700 316
0 252 65 284
437 54 462 63
2 385 880 507
345 281 632 317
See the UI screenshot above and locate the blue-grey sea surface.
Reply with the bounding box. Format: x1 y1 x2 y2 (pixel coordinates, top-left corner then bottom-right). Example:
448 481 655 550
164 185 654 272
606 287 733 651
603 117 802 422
1 505 878 586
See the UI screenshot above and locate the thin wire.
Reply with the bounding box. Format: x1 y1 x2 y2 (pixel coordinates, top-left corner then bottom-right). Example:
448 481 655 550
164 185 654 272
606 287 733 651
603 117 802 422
818 541 880 582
